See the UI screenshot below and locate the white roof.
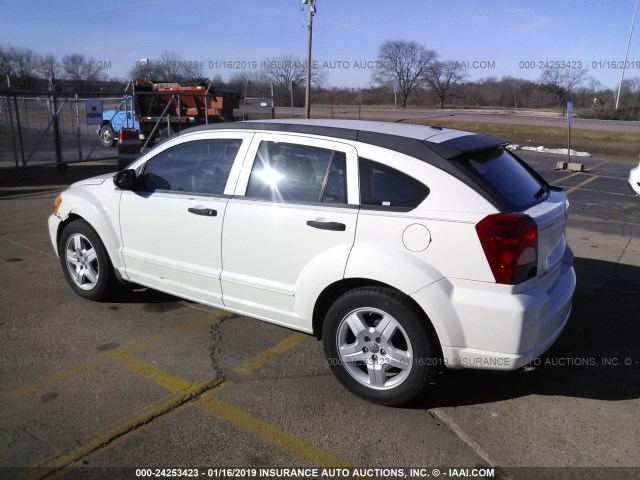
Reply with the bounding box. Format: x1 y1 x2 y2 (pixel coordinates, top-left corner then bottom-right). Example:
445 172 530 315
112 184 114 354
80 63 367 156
249 119 475 144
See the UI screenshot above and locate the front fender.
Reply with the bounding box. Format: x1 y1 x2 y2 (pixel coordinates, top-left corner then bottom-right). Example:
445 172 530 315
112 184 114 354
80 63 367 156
57 186 125 275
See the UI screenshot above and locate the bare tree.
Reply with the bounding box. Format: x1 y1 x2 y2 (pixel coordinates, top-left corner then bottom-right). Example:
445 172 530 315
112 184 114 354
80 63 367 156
38 54 61 90
128 51 205 83
539 67 587 106
181 60 205 83
6 46 39 88
423 60 468 108
372 40 437 107
0 45 10 87
128 60 150 81
622 76 640 95
262 54 325 90
228 70 272 95
62 53 104 88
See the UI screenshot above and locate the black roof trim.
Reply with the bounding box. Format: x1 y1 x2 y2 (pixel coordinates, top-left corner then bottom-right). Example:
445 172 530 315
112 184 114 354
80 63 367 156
183 121 512 211
426 134 510 159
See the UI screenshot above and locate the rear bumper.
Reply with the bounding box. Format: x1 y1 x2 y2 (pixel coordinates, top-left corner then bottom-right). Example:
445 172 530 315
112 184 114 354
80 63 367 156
412 248 576 371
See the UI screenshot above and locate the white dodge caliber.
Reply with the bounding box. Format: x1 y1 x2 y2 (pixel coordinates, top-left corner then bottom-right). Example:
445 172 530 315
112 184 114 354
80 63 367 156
49 120 576 405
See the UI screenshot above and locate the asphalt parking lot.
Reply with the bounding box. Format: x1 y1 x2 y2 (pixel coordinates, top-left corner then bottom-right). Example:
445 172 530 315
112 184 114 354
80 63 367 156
1 151 639 480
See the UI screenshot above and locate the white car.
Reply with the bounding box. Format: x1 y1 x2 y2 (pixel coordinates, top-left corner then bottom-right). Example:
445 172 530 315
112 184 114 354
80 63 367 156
629 160 640 195
48 120 576 405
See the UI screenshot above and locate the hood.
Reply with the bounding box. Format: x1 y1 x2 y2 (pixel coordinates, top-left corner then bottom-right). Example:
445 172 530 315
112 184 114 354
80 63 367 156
70 173 115 188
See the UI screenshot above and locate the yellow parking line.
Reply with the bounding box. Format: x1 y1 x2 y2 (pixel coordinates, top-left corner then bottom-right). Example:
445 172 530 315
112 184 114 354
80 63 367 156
576 188 637 198
28 327 330 475
589 160 610 171
107 350 194 392
198 391 350 468
8 239 57 259
554 160 609 184
233 332 309 375
27 378 222 479
0 364 95 406
566 176 599 194
554 171 582 184
124 311 227 354
0 312 224 408
110 351 350 468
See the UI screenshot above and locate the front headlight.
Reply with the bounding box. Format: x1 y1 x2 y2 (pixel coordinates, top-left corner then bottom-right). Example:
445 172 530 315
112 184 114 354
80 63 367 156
53 195 62 215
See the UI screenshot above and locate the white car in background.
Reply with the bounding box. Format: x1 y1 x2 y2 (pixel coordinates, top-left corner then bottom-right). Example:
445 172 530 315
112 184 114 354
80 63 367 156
48 120 576 406
629 159 640 195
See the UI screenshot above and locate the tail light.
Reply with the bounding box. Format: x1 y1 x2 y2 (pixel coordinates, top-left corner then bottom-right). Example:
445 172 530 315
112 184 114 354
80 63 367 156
476 213 538 285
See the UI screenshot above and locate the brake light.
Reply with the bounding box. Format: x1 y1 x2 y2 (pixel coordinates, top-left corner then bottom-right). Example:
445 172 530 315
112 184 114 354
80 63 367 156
476 213 538 285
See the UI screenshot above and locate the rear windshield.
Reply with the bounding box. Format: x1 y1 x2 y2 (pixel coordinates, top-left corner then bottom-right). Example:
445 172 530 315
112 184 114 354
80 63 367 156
461 148 546 211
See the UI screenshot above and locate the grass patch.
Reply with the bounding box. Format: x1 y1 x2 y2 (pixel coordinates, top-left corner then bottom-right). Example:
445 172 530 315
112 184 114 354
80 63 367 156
404 119 640 162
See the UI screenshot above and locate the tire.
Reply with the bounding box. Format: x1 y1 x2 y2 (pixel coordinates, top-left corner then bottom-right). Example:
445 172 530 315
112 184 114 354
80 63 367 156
157 126 175 143
58 220 119 301
322 287 436 406
99 124 116 147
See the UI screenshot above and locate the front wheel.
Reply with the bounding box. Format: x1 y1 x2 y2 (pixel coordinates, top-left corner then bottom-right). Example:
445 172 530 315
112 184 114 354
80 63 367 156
58 220 119 300
99 124 116 147
322 287 436 406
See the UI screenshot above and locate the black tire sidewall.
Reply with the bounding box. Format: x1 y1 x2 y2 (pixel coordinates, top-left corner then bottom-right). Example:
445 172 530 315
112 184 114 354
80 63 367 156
58 220 115 301
323 288 434 406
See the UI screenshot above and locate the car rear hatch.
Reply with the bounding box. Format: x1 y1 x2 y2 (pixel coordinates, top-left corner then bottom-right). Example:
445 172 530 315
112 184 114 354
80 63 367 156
455 146 570 290
523 189 569 290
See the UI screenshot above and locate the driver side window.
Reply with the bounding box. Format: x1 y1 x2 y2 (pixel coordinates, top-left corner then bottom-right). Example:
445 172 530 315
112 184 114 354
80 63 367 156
140 139 241 195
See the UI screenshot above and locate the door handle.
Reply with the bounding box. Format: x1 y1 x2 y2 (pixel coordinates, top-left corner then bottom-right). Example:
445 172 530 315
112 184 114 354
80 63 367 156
188 207 217 217
306 220 346 231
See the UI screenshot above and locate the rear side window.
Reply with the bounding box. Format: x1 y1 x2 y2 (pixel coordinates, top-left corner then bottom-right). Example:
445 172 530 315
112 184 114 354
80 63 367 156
359 158 429 209
463 148 545 211
245 141 347 204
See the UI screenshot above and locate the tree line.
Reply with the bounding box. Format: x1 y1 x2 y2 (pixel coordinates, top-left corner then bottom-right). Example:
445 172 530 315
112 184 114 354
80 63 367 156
2 41 639 118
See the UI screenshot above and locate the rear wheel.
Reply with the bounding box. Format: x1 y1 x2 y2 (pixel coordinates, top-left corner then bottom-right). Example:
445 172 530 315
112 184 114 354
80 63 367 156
99 124 115 147
58 220 119 301
322 287 436 406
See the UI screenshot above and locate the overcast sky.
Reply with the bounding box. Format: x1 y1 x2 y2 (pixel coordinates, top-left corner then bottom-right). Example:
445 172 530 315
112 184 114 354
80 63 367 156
0 0 637 88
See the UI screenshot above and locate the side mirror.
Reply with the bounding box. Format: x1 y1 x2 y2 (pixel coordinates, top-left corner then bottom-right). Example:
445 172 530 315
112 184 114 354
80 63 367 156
113 169 137 190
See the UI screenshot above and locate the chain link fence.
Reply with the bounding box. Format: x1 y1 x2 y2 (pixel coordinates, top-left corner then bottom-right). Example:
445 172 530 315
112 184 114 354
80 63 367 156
0 90 123 170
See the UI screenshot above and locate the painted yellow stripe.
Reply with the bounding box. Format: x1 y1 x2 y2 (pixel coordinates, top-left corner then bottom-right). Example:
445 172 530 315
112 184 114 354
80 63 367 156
107 350 193 392
26 323 327 476
589 160 610 171
27 378 222 478
111 349 348 467
554 171 582 183
124 311 226 354
0 364 95 406
233 332 309 375
576 187 637 198
566 175 599 194
8 239 57 259
198 391 351 468
108 348 349 469
0 312 224 407
555 160 609 184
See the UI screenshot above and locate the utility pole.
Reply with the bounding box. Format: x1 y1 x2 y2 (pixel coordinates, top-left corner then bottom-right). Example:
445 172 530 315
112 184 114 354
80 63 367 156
303 0 316 119
615 0 638 109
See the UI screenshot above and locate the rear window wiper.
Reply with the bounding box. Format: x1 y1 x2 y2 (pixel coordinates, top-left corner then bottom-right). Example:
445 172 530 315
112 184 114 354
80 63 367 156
534 184 549 199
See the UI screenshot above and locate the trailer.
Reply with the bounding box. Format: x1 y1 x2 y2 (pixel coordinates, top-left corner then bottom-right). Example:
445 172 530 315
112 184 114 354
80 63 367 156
98 80 241 148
